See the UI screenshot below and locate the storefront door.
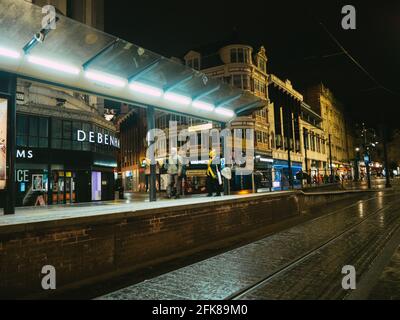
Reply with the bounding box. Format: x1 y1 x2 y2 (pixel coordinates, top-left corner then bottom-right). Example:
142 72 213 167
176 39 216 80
52 171 75 204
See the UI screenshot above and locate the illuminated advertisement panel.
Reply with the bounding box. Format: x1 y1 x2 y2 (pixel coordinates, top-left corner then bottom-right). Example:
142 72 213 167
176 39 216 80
0 98 7 190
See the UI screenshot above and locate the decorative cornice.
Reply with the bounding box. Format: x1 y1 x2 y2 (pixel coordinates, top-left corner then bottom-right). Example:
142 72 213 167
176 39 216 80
17 103 116 132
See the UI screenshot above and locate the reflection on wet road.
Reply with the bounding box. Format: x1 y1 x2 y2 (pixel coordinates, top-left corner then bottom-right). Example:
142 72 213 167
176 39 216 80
100 190 400 300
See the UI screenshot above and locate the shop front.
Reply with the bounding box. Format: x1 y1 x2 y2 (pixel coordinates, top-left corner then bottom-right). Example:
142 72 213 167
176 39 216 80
272 159 303 191
13 113 118 207
254 153 273 191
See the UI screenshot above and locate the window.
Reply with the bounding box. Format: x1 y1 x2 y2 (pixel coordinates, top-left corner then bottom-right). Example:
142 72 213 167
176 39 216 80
52 119 62 149
230 48 250 63
256 131 262 143
17 114 28 147
303 129 309 150
232 74 250 90
38 117 49 148
72 122 83 151
62 121 72 150
16 114 48 148
238 48 244 63
187 58 200 70
258 58 266 73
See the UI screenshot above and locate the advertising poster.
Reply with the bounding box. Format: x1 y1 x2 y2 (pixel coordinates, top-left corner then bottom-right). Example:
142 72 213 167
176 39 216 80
0 98 7 190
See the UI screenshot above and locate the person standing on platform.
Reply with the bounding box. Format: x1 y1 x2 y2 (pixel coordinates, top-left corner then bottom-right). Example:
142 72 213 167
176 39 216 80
167 147 183 199
206 149 222 197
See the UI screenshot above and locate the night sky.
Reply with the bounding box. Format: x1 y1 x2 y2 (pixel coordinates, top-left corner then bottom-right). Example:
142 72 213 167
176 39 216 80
104 0 400 131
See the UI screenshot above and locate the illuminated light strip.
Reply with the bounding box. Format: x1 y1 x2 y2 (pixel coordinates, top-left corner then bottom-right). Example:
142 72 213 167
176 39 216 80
129 82 163 97
85 70 126 87
164 92 192 106
215 107 235 117
188 123 213 132
192 100 215 112
28 55 80 75
0 47 21 59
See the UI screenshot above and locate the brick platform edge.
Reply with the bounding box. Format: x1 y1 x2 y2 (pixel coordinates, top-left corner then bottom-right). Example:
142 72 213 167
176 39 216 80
0 190 372 299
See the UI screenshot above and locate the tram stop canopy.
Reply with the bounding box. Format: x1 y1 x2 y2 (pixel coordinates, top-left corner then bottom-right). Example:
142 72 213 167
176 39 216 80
0 0 264 123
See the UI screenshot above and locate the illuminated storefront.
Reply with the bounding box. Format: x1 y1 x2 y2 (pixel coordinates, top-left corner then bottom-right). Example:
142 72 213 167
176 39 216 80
14 111 118 207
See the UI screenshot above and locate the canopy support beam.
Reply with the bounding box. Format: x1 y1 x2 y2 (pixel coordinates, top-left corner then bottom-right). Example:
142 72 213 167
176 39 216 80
128 58 162 82
164 74 194 92
82 39 120 70
147 105 157 202
216 93 242 108
236 100 264 115
193 85 220 101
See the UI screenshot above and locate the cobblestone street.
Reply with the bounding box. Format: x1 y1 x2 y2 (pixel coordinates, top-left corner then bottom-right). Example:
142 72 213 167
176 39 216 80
100 189 400 300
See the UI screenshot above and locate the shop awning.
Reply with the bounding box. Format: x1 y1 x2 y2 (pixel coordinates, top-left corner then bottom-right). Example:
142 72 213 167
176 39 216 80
0 0 264 123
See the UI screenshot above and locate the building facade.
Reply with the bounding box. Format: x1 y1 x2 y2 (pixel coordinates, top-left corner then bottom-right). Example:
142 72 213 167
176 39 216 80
185 42 356 187
11 79 118 207
185 43 273 190
303 83 355 177
300 101 328 181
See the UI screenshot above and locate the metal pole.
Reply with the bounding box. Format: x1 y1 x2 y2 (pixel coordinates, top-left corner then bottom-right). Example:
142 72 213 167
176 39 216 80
381 125 392 188
286 108 293 189
3 73 16 215
328 134 333 183
366 152 372 189
146 106 157 202
303 129 309 186
363 125 372 190
221 122 230 196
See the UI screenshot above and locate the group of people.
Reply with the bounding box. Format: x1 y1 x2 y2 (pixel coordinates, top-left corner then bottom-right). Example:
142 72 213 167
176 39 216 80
296 170 350 186
144 148 225 199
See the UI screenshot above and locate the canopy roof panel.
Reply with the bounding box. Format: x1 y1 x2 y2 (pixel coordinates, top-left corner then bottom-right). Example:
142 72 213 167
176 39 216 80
0 0 264 122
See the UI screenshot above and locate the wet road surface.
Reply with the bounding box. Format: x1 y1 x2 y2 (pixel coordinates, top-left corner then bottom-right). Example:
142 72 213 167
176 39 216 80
99 190 400 300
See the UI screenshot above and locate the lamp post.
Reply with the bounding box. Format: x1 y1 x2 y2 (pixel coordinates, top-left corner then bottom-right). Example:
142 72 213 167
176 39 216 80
303 129 309 185
328 134 334 183
358 123 378 190
380 124 392 189
354 147 360 182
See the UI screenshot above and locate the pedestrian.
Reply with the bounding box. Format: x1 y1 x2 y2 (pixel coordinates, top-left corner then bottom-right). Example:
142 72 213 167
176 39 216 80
206 149 222 197
167 147 183 199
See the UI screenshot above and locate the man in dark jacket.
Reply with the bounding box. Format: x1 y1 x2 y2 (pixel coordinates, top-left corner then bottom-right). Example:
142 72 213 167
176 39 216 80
206 150 222 197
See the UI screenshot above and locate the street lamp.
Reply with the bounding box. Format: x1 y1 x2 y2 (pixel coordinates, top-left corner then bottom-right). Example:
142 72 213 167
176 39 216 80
354 147 361 182
357 123 379 190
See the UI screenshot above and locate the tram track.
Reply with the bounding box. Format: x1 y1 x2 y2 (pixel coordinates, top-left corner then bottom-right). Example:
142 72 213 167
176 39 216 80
226 194 400 300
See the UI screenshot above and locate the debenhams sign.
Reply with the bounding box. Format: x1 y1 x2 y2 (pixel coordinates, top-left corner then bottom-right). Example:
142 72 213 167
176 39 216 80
77 130 120 149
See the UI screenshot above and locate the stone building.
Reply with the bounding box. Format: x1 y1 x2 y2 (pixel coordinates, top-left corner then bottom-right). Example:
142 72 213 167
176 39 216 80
303 83 355 175
300 101 328 179
184 42 273 190
184 41 356 186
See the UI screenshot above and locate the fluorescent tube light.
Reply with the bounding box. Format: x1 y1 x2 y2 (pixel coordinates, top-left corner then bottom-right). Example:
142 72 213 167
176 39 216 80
129 82 163 97
28 55 80 75
0 47 21 59
215 107 235 117
85 70 126 87
164 92 192 106
192 101 215 112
